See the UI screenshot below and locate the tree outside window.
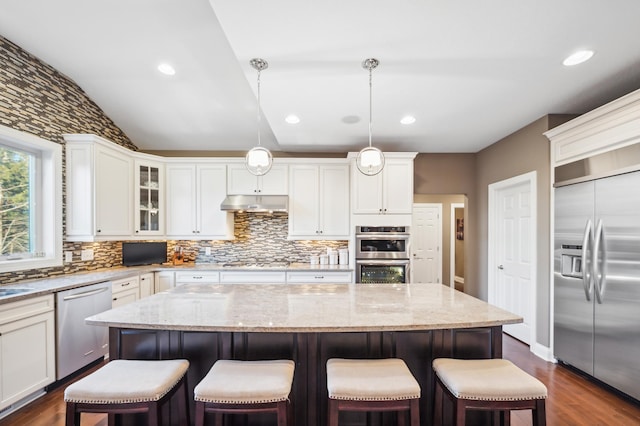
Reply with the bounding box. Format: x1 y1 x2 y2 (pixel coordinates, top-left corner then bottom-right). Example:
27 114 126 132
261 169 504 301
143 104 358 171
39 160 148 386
0 146 32 257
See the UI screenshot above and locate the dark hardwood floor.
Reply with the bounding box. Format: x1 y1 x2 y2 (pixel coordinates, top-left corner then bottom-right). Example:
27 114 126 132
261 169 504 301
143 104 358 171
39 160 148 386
1 334 639 425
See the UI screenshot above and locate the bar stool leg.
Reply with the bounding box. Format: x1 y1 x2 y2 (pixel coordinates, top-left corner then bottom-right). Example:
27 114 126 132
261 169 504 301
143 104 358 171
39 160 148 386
147 400 160 426
328 399 339 426
454 398 466 426
410 399 420 426
194 401 205 426
534 399 546 426
434 380 443 426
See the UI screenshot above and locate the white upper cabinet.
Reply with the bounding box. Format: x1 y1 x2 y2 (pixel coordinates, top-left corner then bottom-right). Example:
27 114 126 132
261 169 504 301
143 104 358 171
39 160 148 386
64 134 133 241
166 163 233 239
351 154 416 215
288 163 350 239
227 163 288 195
134 159 164 236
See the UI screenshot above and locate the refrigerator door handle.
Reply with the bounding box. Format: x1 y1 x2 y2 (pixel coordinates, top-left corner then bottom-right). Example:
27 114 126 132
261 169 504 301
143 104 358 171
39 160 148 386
581 219 594 301
594 218 607 304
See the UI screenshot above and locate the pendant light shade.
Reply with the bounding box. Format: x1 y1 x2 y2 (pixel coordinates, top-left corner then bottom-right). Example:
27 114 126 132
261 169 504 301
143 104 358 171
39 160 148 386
245 58 273 176
356 58 385 176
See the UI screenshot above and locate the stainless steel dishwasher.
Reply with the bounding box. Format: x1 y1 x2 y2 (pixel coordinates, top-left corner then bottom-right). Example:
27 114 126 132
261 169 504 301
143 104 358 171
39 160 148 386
56 281 112 380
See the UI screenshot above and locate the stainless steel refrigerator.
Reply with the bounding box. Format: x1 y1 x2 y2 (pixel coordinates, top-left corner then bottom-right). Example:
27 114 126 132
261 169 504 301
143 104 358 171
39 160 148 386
554 169 640 400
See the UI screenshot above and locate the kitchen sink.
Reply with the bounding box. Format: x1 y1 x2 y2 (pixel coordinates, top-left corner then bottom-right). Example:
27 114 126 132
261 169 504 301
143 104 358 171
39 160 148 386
0 288 33 297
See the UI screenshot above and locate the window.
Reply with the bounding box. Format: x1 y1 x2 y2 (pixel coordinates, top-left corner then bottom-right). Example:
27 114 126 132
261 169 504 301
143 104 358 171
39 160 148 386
0 125 62 273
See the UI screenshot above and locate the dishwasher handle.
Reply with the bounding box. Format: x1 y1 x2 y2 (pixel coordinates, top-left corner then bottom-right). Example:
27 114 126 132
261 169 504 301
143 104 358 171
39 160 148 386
62 286 110 301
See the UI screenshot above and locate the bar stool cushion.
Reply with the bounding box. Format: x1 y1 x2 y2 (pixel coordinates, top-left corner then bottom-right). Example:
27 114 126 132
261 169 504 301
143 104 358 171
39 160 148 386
432 358 547 401
64 359 189 404
194 359 295 404
327 358 421 401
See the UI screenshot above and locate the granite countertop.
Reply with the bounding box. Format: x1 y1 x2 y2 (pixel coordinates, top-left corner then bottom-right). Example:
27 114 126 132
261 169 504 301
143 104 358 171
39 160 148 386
0 263 354 304
86 283 522 333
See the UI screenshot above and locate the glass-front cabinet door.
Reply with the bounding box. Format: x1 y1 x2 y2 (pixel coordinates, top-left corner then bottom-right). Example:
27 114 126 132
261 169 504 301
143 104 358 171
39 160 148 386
134 159 164 236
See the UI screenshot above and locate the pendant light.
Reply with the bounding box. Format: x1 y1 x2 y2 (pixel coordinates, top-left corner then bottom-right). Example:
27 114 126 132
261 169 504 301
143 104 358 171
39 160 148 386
245 58 273 176
356 58 385 176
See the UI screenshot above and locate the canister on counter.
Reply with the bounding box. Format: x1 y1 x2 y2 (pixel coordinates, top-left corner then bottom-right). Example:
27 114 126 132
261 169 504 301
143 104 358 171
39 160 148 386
338 248 348 265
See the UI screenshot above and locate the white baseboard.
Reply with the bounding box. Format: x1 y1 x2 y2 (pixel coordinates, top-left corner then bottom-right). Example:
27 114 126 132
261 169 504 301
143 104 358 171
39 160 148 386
531 342 556 363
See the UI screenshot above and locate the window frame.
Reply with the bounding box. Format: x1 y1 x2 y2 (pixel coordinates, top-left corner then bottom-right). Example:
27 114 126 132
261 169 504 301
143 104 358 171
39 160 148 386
0 124 62 273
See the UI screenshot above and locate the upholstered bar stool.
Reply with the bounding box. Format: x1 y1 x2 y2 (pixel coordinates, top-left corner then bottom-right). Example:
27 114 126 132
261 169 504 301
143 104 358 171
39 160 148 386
193 359 295 426
64 359 190 426
326 358 421 426
432 358 547 426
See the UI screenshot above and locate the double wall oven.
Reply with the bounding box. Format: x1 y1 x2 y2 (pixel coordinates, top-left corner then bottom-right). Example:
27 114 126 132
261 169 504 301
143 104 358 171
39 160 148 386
355 226 410 283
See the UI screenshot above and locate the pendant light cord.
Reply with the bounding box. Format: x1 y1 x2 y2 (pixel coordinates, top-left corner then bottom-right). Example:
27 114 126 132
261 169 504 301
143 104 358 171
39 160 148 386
368 64 373 148
257 67 262 147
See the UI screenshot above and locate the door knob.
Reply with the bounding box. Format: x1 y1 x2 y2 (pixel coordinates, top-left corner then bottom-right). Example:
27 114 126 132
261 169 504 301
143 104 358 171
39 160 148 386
497 265 504 270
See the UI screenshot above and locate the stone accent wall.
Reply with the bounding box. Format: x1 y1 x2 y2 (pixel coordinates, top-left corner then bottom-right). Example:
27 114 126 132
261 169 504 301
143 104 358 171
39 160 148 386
0 36 137 150
177 213 347 264
0 36 347 285
0 35 139 284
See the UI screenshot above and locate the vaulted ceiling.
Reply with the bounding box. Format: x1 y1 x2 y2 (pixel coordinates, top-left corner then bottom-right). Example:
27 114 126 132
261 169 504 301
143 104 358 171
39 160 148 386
1 0 640 154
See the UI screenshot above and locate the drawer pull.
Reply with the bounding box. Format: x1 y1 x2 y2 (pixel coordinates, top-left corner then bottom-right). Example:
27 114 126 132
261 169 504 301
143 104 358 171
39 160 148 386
83 350 95 357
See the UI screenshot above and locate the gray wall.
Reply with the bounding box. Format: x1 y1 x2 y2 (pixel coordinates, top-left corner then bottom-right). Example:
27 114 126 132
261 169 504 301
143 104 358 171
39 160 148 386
475 115 575 347
413 116 575 348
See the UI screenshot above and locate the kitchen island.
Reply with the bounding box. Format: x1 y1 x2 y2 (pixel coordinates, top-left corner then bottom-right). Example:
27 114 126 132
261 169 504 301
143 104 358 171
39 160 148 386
87 283 521 426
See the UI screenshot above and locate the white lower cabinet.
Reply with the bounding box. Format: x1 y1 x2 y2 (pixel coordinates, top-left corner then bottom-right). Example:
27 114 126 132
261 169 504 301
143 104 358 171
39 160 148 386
0 295 55 410
111 276 140 308
154 271 175 292
219 271 287 284
175 272 220 286
286 271 353 284
139 273 155 299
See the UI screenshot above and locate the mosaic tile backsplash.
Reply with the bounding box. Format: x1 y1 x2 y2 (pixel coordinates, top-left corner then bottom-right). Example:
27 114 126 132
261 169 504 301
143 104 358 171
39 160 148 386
1 213 347 284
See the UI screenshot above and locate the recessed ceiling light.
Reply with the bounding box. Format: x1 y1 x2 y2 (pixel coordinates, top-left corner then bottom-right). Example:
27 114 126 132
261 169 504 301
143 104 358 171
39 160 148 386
400 115 416 125
563 50 594 67
285 114 300 124
157 63 176 76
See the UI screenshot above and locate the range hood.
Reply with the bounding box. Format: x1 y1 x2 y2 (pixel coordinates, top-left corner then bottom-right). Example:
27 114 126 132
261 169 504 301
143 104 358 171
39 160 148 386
220 195 288 213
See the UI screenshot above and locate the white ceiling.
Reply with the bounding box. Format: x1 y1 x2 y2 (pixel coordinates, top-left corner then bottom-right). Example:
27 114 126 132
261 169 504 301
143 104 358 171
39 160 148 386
1 0 640 154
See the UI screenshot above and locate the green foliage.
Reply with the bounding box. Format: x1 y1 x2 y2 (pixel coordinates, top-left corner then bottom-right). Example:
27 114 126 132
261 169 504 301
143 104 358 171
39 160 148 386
0 146 31 255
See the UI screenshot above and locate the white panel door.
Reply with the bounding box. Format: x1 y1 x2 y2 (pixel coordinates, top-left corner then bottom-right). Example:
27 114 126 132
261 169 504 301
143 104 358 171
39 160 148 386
383 160 413 214
95 145 132 236
493 179 534 344
166 164 197 236
319 165 350 237
288 165 319 236
411 204 442 283
197 165 230 237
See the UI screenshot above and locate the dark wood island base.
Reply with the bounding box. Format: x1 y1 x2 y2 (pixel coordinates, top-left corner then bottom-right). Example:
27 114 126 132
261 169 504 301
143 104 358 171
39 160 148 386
110 326 503 426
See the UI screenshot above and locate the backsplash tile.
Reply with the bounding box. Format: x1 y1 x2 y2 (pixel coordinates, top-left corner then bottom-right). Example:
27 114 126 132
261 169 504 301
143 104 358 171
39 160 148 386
176 213 347 264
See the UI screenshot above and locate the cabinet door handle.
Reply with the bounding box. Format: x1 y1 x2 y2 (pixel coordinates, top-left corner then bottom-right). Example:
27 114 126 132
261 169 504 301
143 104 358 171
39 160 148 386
83 350 95 357
97 229 102 233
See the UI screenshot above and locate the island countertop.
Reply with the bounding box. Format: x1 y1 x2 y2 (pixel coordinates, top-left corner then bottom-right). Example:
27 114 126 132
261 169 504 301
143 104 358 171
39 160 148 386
86 283 521 332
